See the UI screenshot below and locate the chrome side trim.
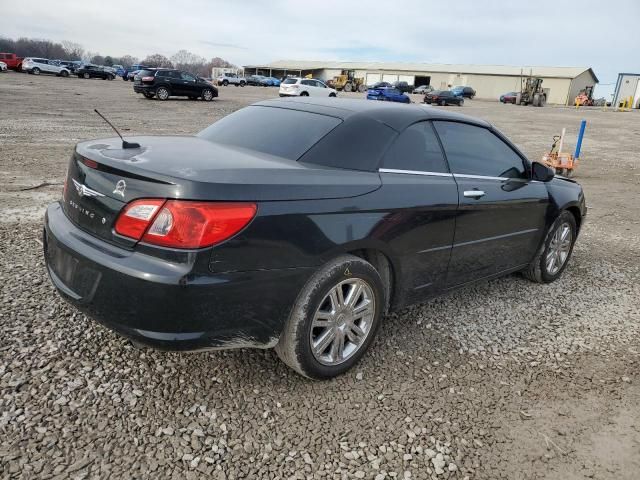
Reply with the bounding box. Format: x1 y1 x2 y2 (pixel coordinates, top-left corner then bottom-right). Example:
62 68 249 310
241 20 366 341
379 168 453 178
454 174 530 182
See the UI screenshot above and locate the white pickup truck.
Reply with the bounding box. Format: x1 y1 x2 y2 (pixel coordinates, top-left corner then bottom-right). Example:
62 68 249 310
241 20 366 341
217 72 246 87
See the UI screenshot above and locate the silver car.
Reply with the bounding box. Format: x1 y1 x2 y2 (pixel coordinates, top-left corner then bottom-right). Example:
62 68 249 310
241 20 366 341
22 58 70 77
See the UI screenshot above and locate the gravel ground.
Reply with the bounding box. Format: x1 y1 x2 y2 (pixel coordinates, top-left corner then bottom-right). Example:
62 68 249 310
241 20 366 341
1 72 639 479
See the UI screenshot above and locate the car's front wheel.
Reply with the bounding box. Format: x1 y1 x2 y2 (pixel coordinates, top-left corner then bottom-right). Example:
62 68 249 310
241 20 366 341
32 67 40 75
523 210 577 283
276 254 385 379
83 73 90 79
61 70 69 78
300 91 309 96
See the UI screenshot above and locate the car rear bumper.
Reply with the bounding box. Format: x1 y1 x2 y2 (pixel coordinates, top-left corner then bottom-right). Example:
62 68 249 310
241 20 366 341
43 201 314 351
133 85 154 93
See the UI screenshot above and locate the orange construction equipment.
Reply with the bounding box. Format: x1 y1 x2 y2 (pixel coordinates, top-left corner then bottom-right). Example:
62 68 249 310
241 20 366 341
540 121 587 177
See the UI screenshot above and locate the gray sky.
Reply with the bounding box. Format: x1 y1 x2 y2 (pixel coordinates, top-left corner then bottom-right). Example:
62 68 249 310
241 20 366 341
3 0 638 98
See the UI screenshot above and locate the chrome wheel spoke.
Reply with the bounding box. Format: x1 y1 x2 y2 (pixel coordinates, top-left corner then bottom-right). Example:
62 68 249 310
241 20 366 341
329 331 345 363
313 328 336 355
546 222 572 275
353 299 372 317
345 283 363 308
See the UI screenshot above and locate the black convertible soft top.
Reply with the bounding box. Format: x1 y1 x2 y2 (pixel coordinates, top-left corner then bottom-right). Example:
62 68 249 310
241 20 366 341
255 97 491 132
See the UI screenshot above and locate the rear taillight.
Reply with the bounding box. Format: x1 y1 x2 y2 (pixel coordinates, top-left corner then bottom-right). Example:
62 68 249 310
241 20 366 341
114 199 257 249
141 76 154 82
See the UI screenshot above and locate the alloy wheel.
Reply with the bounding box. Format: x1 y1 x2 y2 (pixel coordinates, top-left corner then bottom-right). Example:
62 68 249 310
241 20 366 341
310 278 375 366
203 89 213 101
546 222 572 275
157 88 169 100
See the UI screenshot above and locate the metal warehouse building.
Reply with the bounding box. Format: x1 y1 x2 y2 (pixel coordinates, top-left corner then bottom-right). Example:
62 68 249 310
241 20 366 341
243 60 598 105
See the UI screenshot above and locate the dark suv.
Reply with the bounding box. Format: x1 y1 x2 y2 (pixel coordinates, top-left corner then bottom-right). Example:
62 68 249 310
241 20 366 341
392 81 413 93
133 69 218 101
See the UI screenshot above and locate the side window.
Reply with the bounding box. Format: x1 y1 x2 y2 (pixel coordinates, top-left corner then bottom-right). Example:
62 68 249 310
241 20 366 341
181 72 196 81
301 79 314 86
434 122 526 178
315 80 326 88
382 122 449 173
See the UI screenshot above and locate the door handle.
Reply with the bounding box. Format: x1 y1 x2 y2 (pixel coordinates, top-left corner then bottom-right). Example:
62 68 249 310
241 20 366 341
464 190 486 198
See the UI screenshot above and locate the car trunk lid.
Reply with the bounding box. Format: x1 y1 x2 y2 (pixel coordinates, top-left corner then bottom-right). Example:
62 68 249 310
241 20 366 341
66 136 381 244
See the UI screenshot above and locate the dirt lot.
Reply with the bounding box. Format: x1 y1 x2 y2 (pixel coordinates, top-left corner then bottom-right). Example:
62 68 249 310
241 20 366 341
1 72 639 480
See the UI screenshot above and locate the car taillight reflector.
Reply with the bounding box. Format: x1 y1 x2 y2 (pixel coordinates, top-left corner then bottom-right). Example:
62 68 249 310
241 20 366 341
115 199 165 240
114 199 257 249
141 76 154 82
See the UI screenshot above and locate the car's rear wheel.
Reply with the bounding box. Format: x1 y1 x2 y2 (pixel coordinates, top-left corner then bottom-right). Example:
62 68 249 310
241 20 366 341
240 81 246 87
156 87 170 100
142 92 155 99
275 254 385 379
523 211 577 283
32 67 40 75
83 72 90 79
107 74 114 80
439 100 446 106
222 80 229 86
202 88 214 101
61 70 69 78
300 91 309 96
329 92 336 97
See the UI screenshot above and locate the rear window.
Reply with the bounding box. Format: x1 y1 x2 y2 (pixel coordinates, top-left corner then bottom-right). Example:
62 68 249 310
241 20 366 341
283 78 298 84
138 69 156 77
197 106 342 160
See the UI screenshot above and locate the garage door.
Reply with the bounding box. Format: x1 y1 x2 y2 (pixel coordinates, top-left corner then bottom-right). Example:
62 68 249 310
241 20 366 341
366 73 381 86
382 74 398 83
398 75 414 85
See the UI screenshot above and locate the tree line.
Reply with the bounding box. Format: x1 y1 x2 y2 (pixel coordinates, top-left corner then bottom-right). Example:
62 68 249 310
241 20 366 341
0 37 237 77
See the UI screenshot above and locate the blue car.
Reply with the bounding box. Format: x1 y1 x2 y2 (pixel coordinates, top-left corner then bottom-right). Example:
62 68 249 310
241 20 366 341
366 87 410 104
260 76 281 87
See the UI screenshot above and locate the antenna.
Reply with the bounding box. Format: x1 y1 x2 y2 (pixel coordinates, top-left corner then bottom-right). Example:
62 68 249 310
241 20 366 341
94 109 140 149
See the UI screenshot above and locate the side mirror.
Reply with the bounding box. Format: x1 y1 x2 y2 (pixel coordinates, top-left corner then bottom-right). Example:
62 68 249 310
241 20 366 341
531 161 555 182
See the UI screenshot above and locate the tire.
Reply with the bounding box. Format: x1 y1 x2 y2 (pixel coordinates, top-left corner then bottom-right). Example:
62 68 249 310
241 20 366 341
83 72 90 79
458 99 464 106
357 84 366 93
516 93 522 105
540 95 546 107
240 81 246 87
202 88 214 101
300 91 309 96
143 92 155 99
32 67 40 75
123 76 128 81
156 86 170 101
439 100 446 106
523 211 577 284
329 92 336 97
222 80 228 86
533 93 541 107
108 74 114 81
61 70 69 78
344 83 353 92
275 255 385 379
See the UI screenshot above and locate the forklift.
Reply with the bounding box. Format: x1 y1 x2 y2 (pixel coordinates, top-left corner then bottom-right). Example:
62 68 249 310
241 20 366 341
327 70 367 92
516 76 546 107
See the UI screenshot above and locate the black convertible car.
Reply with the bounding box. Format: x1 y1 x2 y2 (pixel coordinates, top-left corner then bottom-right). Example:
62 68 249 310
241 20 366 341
44 98 586 379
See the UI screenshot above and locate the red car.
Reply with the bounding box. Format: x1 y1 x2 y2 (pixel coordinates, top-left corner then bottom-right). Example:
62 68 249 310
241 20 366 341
500 91 518 104
0 53 23 71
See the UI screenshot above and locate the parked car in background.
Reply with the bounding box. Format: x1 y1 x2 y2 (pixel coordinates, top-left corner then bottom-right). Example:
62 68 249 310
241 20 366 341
22 58 70 77
44 97 586 379
217 72 246 86
246 75 266 86
0 61 7 72
370 81 392 89
51 60 81 74
133 68 218 101
76 65 116 80
260 76 281 87
424 90 464 106
366 86 410 103
500 92 518 104
125 64 151 81
279 77 337 97
451 86 476 99
412 85 433 95
0 53 23 70
392 81 413 93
